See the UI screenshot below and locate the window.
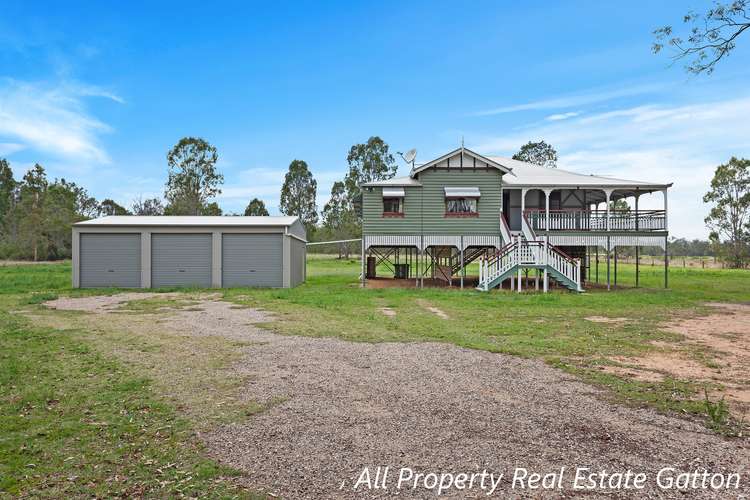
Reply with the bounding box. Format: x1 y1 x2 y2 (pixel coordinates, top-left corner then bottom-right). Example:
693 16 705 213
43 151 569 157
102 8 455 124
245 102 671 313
382 197 403 216
446 197 478 216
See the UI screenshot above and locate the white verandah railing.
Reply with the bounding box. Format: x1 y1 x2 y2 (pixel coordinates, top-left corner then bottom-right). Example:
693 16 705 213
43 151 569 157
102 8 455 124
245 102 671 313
524 209 666 232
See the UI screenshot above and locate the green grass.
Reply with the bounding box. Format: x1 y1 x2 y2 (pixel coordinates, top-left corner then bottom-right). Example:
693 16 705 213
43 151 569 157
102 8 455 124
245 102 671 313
226 257 750 354
0 264 260 498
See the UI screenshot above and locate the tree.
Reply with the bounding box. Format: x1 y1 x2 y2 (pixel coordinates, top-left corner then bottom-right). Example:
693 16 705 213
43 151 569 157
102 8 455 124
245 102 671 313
201 201 222 216
653 1 749 75
512 141 558 168
16 164 48 261
99 198 131 216
703 157 750 268
343 136 397 204
0 159 18 255
609 199 630 212
244 198 269 216
0 159 15 223
164 137 223 215
322 181 359 258
280 159 318 232
131 196 165 216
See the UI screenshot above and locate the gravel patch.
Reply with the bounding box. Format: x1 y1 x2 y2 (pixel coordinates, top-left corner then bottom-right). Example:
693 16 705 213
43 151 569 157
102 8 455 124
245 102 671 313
205 331 750 498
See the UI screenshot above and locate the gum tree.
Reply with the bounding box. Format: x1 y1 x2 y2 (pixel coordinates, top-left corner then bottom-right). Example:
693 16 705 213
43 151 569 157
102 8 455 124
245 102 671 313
703 157 750 267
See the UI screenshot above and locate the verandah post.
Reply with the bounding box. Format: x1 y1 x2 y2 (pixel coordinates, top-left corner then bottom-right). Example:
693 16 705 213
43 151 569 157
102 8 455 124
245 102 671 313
543 235 549 293
614 246 618 288
635 245 640 288
595 245 599 283
606 235 611 291
361 238 366 287
460 236 465 290
517 235 522 293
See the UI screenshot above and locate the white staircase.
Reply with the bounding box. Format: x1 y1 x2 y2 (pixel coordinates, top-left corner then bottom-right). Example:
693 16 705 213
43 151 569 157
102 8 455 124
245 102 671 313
478 235 583 293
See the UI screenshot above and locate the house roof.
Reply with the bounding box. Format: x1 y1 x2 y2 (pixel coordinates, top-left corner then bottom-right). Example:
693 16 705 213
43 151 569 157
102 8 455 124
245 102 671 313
488 156 672 191
353 149 672 195
74 216 300 227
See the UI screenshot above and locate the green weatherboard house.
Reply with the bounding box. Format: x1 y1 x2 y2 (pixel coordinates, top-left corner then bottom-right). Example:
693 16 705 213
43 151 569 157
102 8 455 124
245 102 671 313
359 147 672 292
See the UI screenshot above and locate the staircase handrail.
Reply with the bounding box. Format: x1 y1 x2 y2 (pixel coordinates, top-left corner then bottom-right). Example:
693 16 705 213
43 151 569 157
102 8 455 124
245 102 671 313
521 210 537 241
499 214 512 244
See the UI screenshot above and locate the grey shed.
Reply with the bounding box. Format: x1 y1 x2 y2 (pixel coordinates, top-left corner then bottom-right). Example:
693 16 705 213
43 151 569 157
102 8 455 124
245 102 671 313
72 216 306 289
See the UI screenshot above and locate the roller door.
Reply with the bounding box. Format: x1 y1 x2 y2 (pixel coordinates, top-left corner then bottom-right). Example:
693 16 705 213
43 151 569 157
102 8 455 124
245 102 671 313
222 233 283 287
151 233 212 288
80 233 141 288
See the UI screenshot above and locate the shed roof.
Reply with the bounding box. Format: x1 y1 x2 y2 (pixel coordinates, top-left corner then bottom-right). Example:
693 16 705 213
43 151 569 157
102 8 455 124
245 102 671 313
74 216 301 227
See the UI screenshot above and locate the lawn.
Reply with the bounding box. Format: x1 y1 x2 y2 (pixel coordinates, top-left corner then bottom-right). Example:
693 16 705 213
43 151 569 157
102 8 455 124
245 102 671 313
1 257 748 496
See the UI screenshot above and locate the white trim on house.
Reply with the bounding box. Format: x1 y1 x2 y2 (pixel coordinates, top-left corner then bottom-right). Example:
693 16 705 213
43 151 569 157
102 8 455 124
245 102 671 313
382 187 406 197
363 234 503 251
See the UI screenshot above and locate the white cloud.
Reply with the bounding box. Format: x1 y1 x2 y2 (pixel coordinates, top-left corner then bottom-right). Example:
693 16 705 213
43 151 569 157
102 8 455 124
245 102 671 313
546 111 580 121
474 96 750 239
0 142 25 155
0 78 122 164
472 82 666 116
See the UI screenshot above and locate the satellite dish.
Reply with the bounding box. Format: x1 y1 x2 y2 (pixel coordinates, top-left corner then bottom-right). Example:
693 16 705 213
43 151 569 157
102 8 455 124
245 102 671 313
404 149 417 164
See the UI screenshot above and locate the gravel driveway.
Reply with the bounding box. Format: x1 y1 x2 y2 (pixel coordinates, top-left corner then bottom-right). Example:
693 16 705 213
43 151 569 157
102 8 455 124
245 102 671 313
202 312 750 498
44 294 750 498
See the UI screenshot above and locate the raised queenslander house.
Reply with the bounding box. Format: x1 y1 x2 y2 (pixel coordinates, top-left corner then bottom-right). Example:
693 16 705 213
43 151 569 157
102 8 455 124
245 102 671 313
360 148 671 292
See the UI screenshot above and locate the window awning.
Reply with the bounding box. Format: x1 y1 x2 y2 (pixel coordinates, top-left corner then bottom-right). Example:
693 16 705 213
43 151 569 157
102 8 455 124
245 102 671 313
382 187 405 197
444 187 480 198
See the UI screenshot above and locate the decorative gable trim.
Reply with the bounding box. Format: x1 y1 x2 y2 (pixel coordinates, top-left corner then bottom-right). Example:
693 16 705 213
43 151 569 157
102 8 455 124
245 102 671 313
410 148 513 177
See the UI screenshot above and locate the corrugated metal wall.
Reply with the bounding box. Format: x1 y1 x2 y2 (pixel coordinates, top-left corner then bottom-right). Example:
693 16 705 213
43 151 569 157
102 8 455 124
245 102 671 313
222 234 283 287
290 238 306 287
151 233 212 287
80 233 141 288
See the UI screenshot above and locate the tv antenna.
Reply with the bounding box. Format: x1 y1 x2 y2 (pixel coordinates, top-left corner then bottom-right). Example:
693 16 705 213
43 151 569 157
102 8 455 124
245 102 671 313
398 148 417 169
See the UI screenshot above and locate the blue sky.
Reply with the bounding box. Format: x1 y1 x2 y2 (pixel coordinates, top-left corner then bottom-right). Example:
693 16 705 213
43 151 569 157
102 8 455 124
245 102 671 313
1 1 748 238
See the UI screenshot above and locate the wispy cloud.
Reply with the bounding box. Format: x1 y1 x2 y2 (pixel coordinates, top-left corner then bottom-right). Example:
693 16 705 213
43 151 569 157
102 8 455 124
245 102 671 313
545 111 580 121
0 78 122 164
474 95 750 239
471 82 667 116
0 142 25 155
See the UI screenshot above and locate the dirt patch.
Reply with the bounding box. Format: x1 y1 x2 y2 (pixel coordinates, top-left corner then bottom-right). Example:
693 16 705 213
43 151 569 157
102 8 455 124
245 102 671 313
45 292 181 313
416 298 450 319
378 307 396 317
604 303 750 411
585 316 628 323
